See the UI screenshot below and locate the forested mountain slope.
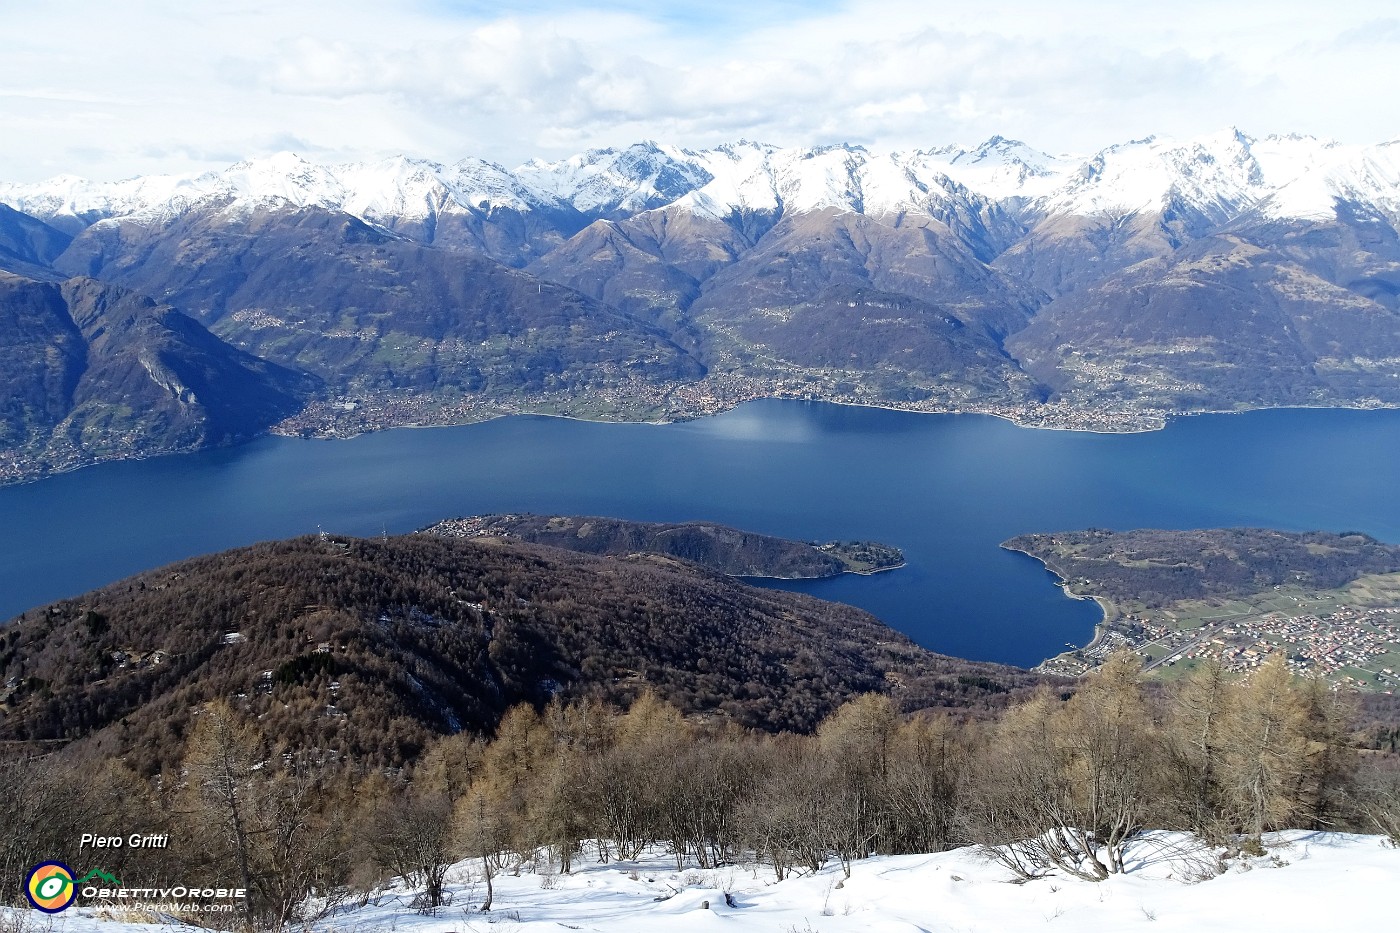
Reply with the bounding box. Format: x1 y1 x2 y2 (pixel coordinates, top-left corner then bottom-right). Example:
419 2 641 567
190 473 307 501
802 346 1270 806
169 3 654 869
0 533 1038 774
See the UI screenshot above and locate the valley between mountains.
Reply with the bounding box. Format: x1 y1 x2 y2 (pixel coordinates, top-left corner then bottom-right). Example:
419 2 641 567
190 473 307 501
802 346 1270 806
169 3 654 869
4 129 1400 482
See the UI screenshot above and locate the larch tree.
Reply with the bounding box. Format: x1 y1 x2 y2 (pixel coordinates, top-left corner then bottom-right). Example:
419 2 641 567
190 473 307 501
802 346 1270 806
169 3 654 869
1164 657 1233 839
1218 654 1315 841
182 700 260 928
816 694 900 876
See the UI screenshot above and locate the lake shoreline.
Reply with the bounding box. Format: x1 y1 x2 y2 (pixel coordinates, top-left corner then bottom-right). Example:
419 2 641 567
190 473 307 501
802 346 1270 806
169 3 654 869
9 393 1400 490
1000 542 1114 670
738 560 908 582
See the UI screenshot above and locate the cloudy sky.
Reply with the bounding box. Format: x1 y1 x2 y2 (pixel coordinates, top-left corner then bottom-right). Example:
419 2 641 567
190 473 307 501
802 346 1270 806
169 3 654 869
2 0 1397 182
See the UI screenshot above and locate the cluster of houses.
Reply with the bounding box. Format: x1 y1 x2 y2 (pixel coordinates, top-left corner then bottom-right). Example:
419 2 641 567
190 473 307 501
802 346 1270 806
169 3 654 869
1182 606 1400 688
1038 604 1400 691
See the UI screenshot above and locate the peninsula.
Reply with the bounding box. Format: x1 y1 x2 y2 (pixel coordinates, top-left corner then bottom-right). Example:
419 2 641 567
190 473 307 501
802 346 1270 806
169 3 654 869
423 514 904 579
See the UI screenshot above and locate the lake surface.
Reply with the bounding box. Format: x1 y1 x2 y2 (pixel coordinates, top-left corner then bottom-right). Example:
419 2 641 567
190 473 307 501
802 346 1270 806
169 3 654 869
3 401 1400 667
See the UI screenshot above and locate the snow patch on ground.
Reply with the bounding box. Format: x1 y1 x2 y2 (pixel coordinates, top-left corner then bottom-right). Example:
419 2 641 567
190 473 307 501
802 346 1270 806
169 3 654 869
6 831 1393 933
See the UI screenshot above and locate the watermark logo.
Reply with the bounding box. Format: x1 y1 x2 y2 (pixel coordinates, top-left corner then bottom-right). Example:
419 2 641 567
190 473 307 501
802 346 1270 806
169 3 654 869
23 857 239 916
24 862 77 913
23 864 123 913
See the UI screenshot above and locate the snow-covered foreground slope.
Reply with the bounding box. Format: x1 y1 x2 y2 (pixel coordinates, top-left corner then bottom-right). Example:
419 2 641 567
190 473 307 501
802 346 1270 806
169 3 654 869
10 831 1394 933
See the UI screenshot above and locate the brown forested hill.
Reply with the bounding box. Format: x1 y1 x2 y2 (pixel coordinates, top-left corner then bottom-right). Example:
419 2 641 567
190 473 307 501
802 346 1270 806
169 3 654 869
423 513 904 577
0 534 1037 774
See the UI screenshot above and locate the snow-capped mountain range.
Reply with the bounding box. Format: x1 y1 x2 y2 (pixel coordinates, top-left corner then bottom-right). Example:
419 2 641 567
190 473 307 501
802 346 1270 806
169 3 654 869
7 127 1400 487
4 130 1398 235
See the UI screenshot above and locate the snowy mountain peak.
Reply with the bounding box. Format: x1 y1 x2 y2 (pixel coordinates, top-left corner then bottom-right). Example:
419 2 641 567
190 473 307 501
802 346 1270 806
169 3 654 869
917 138 1075 201
514 142 714 215
216 152 346 210
226 150 315 173
806 142 869 156
963 135 1039 160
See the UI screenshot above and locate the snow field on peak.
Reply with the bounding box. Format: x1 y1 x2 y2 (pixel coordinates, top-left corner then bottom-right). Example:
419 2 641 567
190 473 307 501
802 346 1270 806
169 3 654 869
1027 130 1377 223
671 143 783 218
931 137 1079 201
9 831 1395 933
1036 132 1261 219
331 157 547 220
217 152 345 211
1260 140 1400 222
675 145 1000 221
749 146 868 214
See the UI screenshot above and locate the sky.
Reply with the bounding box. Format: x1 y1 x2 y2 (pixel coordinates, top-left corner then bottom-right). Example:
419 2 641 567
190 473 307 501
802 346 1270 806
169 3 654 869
2 0 1398 182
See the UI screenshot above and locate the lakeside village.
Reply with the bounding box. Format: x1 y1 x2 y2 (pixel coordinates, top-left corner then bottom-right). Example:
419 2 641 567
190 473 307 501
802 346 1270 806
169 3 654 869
1040 602 1400 691
270 374 1164 441
0 373 1166 487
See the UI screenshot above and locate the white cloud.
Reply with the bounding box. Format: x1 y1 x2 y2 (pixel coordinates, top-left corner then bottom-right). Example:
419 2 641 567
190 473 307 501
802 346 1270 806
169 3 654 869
1 0 1397 182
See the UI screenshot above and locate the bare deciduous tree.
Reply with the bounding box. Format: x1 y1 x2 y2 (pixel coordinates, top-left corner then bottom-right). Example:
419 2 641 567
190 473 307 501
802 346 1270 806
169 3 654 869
368 789 454 912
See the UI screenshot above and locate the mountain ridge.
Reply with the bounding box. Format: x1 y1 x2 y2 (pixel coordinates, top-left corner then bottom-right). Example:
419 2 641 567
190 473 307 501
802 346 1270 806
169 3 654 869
0 271 313 483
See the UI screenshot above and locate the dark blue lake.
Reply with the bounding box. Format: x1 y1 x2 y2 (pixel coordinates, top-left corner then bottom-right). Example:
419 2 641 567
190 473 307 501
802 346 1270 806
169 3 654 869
3 401 1400 667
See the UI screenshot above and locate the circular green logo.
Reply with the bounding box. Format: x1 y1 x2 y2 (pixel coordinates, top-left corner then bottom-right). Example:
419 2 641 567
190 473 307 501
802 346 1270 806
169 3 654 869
25 862 77 913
